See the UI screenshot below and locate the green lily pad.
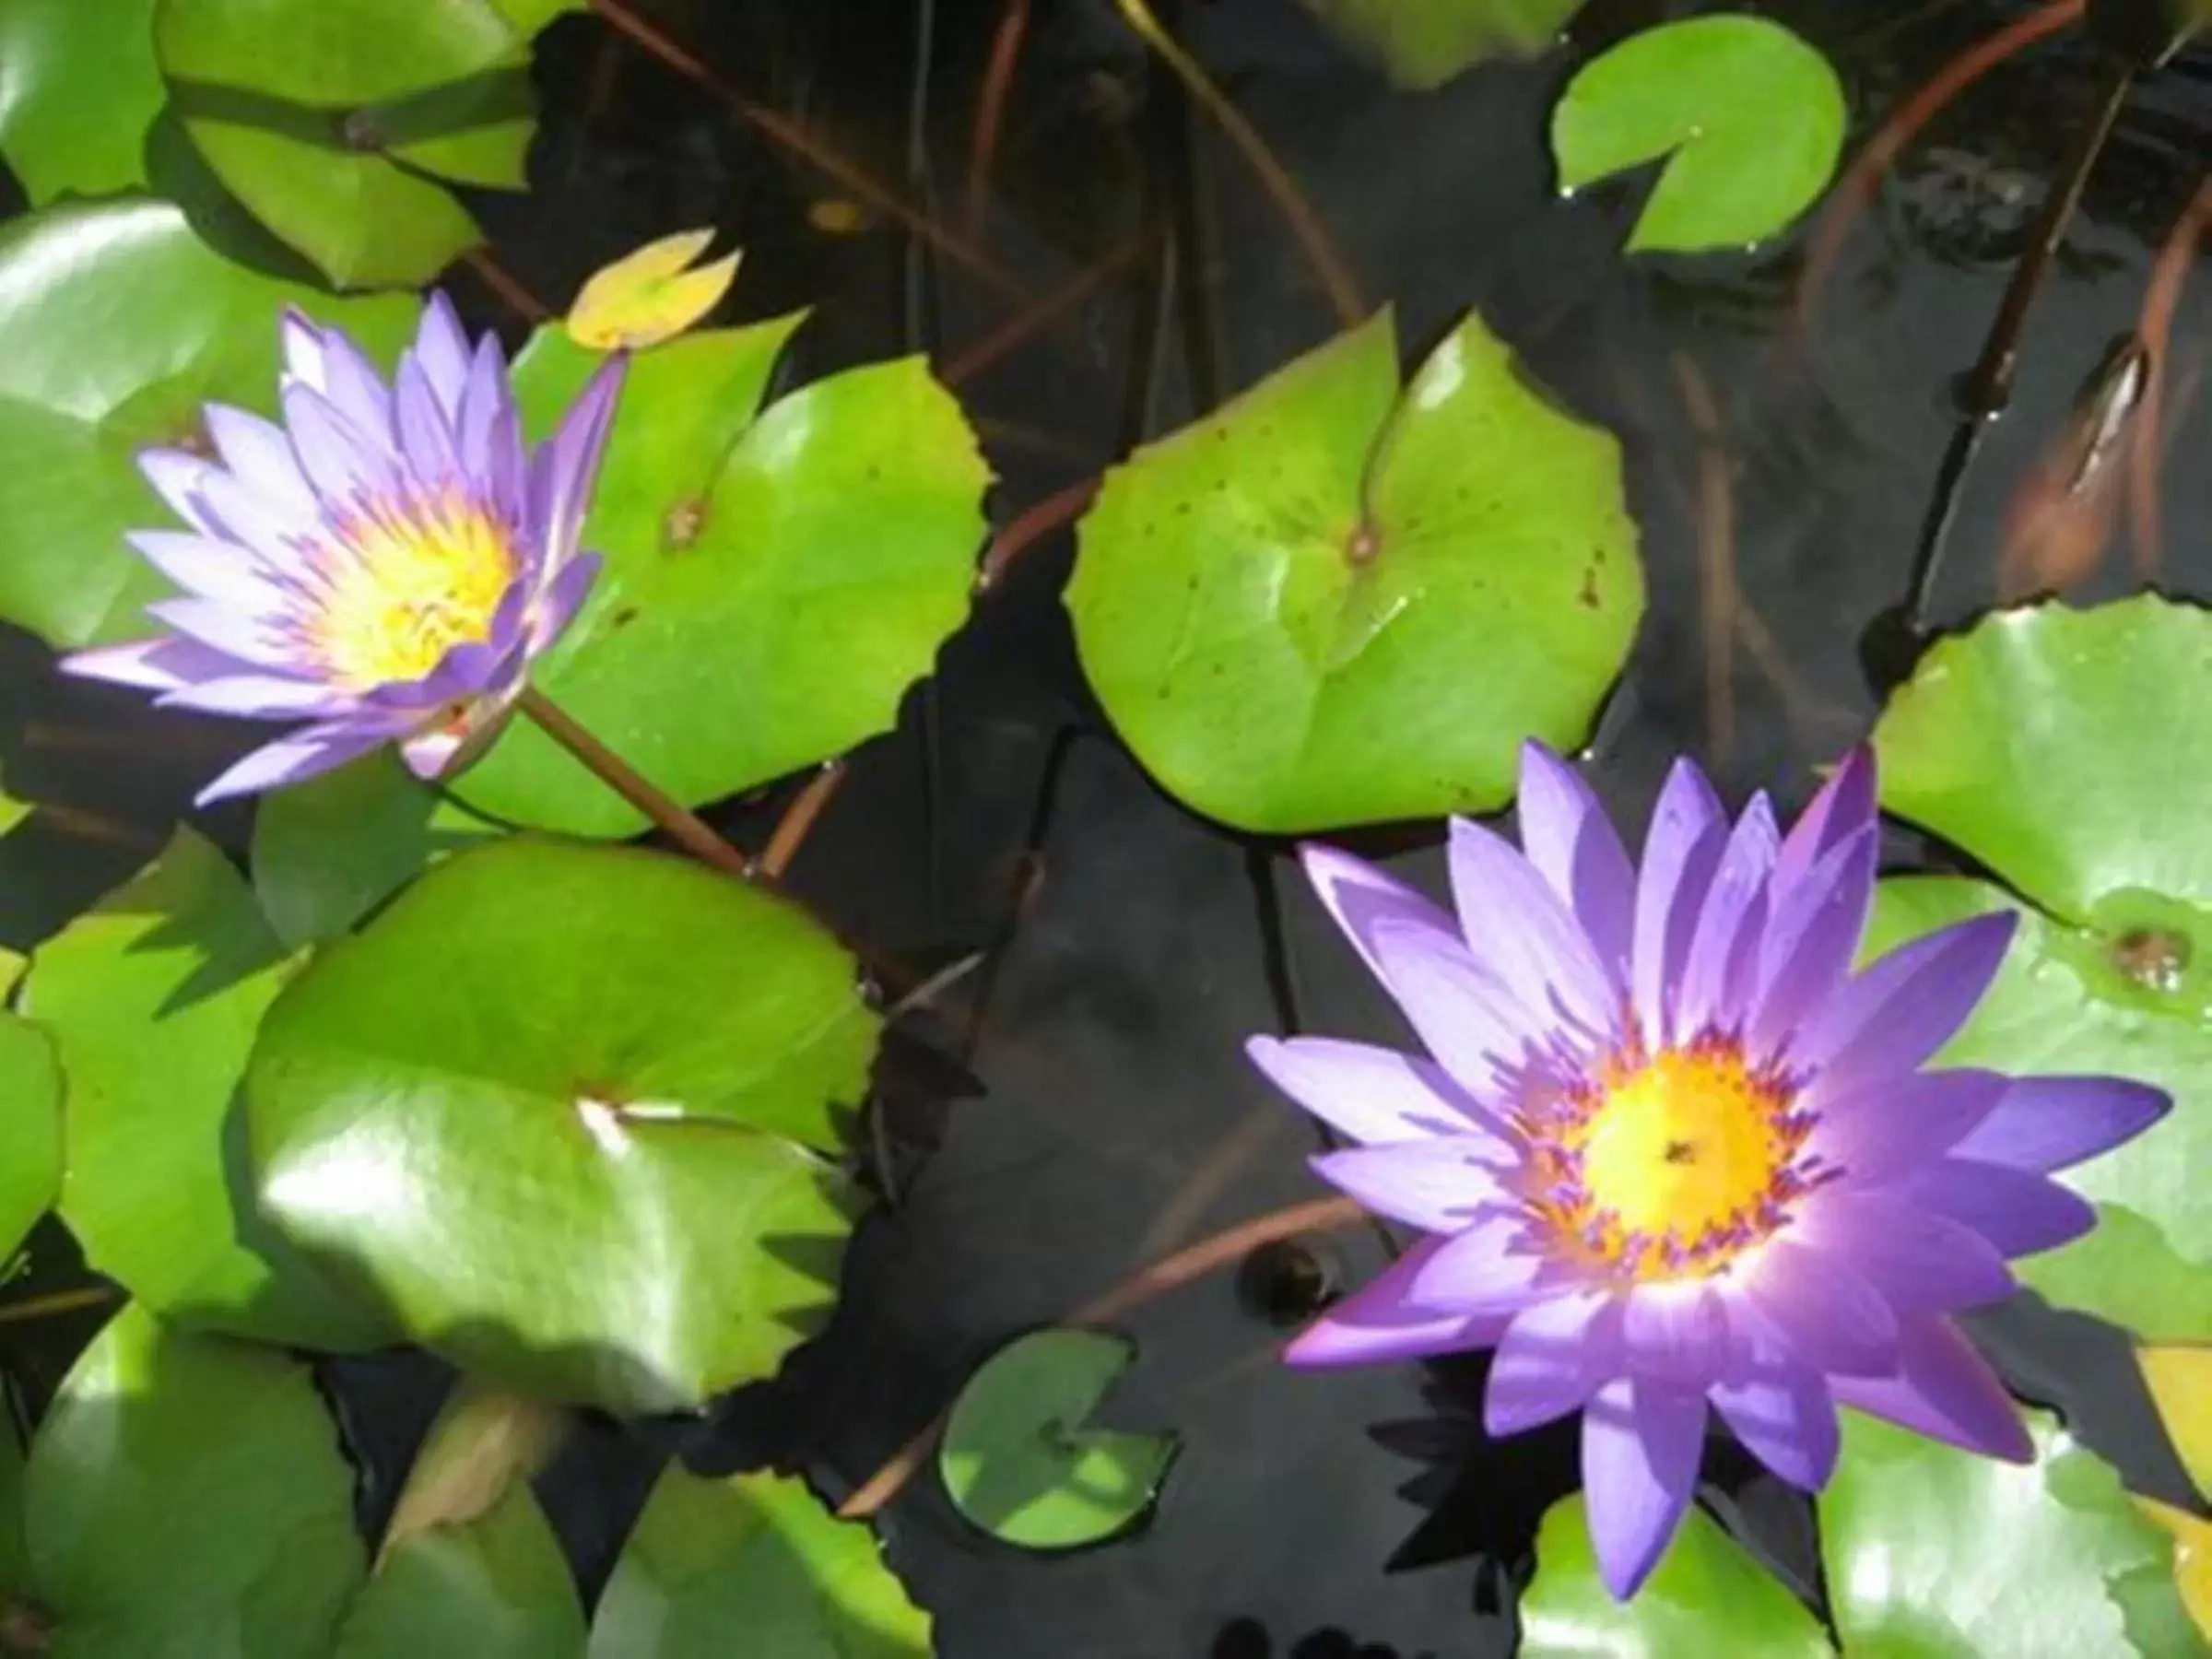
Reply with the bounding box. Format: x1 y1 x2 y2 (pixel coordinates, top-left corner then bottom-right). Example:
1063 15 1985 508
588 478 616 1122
0 1013 62 1265
251 754 502 947
21 829 390 1351
153 0 534 289
455 319 989 837
1870 597 2212 1340
23 1302 367 1657
488 0 588 37
589 1467 930 1658
1821 1407 2200 1657
938 1328 1180 1551
0 0 164 202
0 195 415 649
1519 1496 1832 1657
335 1488 584 1659
1298 0 1585 88
1550 16 1846 254
1066 309 1640 832
245 836 876 1413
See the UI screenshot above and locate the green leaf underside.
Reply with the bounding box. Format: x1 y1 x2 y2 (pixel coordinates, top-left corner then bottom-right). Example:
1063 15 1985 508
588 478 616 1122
1870 598 2212 1341
335 1488 584 1659
246 837 876 1413
1296 0 1586 89
0 197 416 649
456 320 990 837
153 0 534 288
1519 1496 1832 1657
0 1011 62 1265
0 0 164 202
590 1467 930 1658
1820 1409 2202 1657
938 1328 1180 1550
24 1303 366 1658
1550 15 1847 253
22 829 388 1350
1066 308 1641 832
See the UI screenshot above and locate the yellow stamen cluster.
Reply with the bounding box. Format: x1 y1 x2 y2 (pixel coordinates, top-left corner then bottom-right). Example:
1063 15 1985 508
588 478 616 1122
313 491 516 688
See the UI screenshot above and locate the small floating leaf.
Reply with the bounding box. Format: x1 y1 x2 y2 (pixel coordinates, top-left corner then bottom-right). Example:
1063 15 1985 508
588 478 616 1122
0 1013 61 1266
2136 1499 2212 1642
2141 1345 2212 1499
24 1303 367 1655
569 229 741 351
590 1467 930 1657
337 1487 584 1659
0 0 163 202
1870 597 2212 1340
1821 1408 2197 1656
938 1327 1179 1550
1550 15 1846 253
1520 1495 1832 1657
246 837 875 1413
21 829 390 1350
1297 0 1586 89
1067 309 1641 832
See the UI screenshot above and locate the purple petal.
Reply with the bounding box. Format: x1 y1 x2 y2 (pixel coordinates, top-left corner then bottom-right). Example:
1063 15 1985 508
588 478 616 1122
1632 758 1728 1050
1880 1159 2098 1259
1515 741 1635 983
1620 1282 1727 1382
194 717 402 805
1708 1365 1838 1491
1829 1312 2031 1462
278 308 328 390
1748 825 1877 1059
1581 1378 1707 1600
531 354 626 563
1311 1139 1513 1234
1740 1238 1899 1376
1286 1238 1518 1367
453 331 512 483
137 449 221 535
280 383 402 507
155 674 347 719
1449 815 1621 1043
1792 911 2018 1092
189 467 317 566
1950 1076 2171 1174
1769 748 1876 909
1484 1288 1623 1436
1805 1069 2006 1186
413 291 474 414
202 405 318 522
60 635 258 692
1300 842 1460 983
314 326 398 446
394 355 460 484
146 597 296 671
1246 1035 1512 1147
1403 1216 1550 1312
1791 1189 2015 1313
1364 915 1548 1093
526 548 600 652
1674 794 1778 1038
124 531 280 609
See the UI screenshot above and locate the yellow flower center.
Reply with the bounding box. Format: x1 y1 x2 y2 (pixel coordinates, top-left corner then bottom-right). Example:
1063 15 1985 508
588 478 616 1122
313 492 517 688
1533 1042 1810 1282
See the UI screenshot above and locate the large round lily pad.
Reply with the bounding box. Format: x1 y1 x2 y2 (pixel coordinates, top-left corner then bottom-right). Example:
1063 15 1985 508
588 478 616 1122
1871 597 2212 1340
245 837 877 1413
938 1328 1180 1551
1821 1408 2198 1656
1519 1495 1831 1657
1066 309 1641 832
453 320 989 837
0 1012 61 1266
589 1467 931 1657
23 1302 367 1657
0 196 415 648
0 0 163 203
153 0 534 288
21 829 390 1351
1551 16 1846 254
1296 0 1585 88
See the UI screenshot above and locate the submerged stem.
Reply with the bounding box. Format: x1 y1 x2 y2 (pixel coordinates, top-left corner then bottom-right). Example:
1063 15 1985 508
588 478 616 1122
516 685 754 881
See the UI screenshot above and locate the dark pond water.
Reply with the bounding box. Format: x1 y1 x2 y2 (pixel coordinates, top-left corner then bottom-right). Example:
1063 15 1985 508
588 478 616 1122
2 2 2209 1653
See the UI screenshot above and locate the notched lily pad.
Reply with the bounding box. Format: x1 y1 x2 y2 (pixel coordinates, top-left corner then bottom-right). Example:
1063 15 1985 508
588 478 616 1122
456 317 990 837
245 836 878 1413
1551 15 1846 253
590 1467 931 1657
938 1327 1180 1550
0 0 164 202
1871 597 2212 1341
1066 308 1641 832
154 0 535 288
1296 0 1586 88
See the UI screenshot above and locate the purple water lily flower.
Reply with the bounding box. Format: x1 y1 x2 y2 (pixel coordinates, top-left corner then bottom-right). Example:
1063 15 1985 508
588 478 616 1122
1250 743 2167 1600
62 293 625 804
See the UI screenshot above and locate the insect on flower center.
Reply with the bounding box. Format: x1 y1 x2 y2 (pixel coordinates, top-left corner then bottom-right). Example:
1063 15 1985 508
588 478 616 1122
313 491 517 688
1537 1042 1811 1283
